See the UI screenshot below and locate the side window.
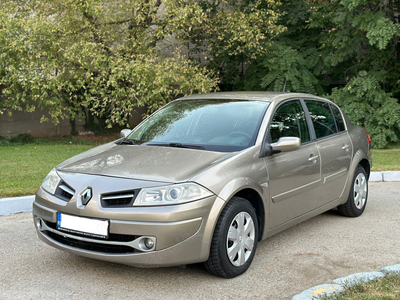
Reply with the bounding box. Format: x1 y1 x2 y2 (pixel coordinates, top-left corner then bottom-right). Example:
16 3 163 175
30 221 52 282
330 104 346 132
269 100 310 143
305 100 337 139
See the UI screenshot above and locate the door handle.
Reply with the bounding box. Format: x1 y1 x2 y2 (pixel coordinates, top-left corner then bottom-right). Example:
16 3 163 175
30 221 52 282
308 155 319 162
342 144 351 151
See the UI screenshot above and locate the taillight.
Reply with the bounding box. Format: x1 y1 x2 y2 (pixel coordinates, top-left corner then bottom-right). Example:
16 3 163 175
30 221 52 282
363 129 371 144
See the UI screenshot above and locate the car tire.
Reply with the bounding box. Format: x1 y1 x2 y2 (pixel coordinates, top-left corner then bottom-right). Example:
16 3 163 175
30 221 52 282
204 196 258 278
337 165 368 217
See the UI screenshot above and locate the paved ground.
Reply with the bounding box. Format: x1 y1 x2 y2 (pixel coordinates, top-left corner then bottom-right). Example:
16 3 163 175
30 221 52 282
1 182 399 300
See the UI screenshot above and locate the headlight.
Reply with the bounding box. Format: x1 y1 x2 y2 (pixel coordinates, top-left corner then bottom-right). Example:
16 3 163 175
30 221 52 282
41 168 61 195
134 183 214 206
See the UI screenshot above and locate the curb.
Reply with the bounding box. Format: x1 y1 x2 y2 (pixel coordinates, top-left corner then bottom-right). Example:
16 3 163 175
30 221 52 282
369 171 400 182
0 195 35 216
292 264 400 299
0 171 399 216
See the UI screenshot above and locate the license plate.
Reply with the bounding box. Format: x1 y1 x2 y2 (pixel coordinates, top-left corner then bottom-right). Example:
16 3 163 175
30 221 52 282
57 213 109 239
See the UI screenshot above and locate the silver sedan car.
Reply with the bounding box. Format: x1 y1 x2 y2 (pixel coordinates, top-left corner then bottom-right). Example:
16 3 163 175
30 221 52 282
33 92 372 278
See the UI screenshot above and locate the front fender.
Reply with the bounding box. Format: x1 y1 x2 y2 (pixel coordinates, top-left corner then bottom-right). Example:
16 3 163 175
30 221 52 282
216 177 266 202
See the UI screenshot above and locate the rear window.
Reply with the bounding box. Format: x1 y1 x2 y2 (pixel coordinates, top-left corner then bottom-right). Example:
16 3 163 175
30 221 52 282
305 100 337 139
330 104 346 132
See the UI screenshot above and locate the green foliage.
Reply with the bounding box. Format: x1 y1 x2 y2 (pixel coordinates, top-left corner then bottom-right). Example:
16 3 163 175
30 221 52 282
234 0 326 94
238 44 325 94
352 11 400 50
305 0 400 148
0 0 221 127
330 71 400 149
184 0 285 89
9 133 35 144
0 0 285 127
308 0 400 94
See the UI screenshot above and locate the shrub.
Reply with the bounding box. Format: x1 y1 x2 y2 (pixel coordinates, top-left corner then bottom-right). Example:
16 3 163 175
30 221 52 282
330 71 400 149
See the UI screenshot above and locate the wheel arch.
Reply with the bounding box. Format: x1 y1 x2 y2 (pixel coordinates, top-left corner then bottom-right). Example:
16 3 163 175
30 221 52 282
339 150 371 206
215 178 267 242
358 158 371 179
233 188 265 241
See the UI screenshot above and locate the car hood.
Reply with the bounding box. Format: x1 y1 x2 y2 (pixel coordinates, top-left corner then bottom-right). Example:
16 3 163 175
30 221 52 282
56 141 235 183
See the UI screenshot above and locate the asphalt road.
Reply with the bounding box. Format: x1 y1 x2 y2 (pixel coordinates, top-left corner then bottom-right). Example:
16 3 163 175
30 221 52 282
1 182 399 300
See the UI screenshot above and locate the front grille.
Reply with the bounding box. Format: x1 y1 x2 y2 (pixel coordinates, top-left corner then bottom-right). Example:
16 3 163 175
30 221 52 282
43 220 137 242
46 231 136 254
101 190 139 207
55 183 75 202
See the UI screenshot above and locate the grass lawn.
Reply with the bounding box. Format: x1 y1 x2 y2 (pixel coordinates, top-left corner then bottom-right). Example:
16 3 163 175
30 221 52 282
0 144 95 198
321 273 400 300
371 148 400 171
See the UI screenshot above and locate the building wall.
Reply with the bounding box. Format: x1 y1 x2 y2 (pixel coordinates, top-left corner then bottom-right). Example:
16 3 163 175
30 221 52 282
0 106 147 138
0 108 85 138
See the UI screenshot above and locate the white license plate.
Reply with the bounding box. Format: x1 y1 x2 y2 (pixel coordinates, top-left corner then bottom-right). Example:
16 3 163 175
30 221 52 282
57 213 109 239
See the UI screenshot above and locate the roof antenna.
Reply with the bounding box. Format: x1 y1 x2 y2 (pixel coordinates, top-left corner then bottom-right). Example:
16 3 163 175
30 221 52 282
282 63 291 92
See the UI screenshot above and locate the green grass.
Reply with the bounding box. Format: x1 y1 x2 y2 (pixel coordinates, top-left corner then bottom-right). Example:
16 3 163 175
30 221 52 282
320 274 400 300
371 147 400 171
0 144 95 197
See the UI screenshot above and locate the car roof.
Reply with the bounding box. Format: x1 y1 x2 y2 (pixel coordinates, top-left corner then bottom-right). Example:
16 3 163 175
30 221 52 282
177 91 330 104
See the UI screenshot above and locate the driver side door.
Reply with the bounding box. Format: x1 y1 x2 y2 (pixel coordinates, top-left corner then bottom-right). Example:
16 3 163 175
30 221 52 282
263 99 321 228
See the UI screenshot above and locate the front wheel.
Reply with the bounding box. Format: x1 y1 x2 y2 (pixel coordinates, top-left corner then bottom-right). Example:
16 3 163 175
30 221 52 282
204 197 258 278
337 165 368 217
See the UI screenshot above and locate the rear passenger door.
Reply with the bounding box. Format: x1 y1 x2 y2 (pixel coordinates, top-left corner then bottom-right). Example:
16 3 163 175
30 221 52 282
304 100 352 207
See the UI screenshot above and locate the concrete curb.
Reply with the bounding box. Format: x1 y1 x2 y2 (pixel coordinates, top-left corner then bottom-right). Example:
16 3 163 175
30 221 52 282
0 195 35 216
292 265 400 299
369 171 400 182
0 171 399 216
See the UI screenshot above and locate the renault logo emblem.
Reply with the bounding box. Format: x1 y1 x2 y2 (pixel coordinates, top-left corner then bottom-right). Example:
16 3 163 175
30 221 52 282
81 188 92 205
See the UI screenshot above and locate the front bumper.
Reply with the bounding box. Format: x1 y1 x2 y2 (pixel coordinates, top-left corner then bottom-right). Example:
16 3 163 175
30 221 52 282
32 174 225 267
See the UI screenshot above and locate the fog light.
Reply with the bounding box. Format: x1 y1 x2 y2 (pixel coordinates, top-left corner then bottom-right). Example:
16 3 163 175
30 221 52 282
136 236 156 251
36 218 43 230
144 238 155 249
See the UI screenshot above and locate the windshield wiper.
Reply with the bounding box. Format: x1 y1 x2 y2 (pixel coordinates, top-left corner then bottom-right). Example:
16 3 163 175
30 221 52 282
117 138 139 145
169 143 205 150
146 142 205 150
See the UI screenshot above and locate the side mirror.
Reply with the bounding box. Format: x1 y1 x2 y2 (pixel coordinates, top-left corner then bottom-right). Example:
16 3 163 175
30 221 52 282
120 129 132 138
271 137 301 152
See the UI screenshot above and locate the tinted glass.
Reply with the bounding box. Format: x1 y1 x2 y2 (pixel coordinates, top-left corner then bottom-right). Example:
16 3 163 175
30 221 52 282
330 104 346 132
305 100 337 139
269 100 310 143
128 99 269 152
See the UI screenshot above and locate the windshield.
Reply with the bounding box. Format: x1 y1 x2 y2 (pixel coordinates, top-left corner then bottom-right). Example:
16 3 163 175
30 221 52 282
127 99 269 152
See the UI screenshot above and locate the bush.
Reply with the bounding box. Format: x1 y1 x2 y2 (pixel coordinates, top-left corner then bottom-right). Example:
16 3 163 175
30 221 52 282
330 71 400 149
9 133 35 144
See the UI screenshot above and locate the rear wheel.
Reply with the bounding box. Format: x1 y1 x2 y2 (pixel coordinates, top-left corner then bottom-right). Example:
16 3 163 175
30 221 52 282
337 166 368 217
204 197 258 278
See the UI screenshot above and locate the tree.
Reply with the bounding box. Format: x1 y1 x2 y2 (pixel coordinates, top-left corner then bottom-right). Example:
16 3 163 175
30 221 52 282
234 0 327 94
180 0 285 90
0 0 284 128
307 0 400 148
0 0 220 128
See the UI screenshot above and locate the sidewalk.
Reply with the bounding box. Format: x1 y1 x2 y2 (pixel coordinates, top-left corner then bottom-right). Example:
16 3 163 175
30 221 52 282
1 171 399 216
